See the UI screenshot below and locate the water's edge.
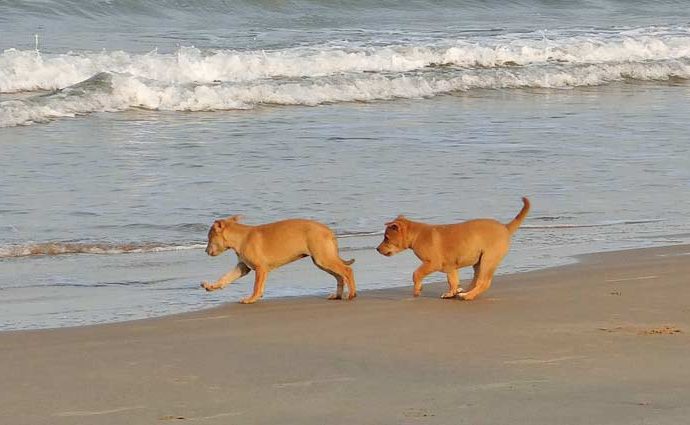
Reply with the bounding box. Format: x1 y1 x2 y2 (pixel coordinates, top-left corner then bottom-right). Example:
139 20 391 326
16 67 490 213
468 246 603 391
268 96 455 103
3 241 688 334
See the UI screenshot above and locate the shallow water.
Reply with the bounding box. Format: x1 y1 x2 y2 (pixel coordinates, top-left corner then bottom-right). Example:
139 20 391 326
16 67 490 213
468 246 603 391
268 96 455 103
1 0 689 330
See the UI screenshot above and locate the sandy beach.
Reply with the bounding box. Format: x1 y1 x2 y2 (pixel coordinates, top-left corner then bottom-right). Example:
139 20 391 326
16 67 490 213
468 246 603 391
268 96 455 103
1 244 688 424
3 0 690 423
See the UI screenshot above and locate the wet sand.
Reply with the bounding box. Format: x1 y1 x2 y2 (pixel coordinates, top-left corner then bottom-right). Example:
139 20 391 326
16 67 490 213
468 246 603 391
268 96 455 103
1 244 689 425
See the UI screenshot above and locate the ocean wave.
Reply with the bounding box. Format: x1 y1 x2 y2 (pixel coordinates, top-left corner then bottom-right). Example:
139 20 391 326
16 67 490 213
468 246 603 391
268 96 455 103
2 56 689 127
521 219 665 229
0 242 206 259
0 231 383 259
0 219 664 259
1 0 688 19
337 230 384 238
2 26 690 126
2 28 690 93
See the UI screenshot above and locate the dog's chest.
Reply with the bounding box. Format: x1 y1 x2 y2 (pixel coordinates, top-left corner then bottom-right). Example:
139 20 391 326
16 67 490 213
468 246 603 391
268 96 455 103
236 253 257 270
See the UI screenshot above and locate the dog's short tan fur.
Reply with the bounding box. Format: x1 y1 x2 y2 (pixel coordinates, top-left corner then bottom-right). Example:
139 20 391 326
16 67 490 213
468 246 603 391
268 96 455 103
202 216 356 304
376 198 530 300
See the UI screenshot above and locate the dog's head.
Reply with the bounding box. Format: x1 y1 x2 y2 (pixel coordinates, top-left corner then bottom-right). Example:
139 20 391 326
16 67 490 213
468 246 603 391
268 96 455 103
376 216 408 257
205 215 243 256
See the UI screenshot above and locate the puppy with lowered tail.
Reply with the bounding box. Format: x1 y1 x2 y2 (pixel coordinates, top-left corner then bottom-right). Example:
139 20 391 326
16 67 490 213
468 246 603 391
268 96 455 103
202 216 356 304
377 197 530 300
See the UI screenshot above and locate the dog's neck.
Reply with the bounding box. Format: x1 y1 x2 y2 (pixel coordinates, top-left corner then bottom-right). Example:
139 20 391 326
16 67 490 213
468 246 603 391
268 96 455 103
399 219 422 251
221 223 252 251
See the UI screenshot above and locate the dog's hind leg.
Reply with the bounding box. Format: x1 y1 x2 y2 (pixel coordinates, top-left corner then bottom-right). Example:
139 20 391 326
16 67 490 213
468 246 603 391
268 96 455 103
460 263 481 295
460 255 501 300
320 264 344 300
201 262 251 291
313 258 354 300
441 269 460 299
240 268 267 304
343 264 356 300
312 238 356 300
331 275 346 300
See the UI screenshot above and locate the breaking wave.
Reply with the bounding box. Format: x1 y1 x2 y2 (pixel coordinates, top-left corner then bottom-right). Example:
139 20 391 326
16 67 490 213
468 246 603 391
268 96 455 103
0 219 664 259
1 25 690 127
521 219 665 229
0 242 207 259
3 28 690 93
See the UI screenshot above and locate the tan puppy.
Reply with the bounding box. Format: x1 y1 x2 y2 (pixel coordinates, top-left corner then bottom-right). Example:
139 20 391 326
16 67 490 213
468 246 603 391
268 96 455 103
376 197 530 300
202 216 356 304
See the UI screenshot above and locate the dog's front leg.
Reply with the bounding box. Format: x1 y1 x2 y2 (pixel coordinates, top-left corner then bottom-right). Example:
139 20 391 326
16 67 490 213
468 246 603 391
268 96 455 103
201 262 251 291
412 262 435 297
441 269 460 299
327 277 345 300
240 268 267 304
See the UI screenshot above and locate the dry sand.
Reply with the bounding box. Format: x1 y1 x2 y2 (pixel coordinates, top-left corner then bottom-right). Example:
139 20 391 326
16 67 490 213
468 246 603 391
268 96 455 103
1 244 689 425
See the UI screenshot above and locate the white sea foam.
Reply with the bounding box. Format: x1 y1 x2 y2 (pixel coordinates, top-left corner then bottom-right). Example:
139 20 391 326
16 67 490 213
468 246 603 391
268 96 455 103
521 219 665 229
0 219 664 259
0 241 207 258
2 29 690 92
2 58 689 127
1 27 690 127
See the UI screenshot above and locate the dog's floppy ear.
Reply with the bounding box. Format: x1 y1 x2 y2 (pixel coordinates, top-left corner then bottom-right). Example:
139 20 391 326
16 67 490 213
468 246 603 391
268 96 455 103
226 215 243 223
385 214 407 230
213 220 225 231
385 221 400 232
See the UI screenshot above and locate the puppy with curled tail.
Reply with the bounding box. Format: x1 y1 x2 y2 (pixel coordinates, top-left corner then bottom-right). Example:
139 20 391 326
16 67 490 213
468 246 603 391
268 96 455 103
377 198 530 300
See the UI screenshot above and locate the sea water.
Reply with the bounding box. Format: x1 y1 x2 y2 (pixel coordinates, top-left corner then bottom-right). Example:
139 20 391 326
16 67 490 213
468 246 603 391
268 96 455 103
1 0 689 330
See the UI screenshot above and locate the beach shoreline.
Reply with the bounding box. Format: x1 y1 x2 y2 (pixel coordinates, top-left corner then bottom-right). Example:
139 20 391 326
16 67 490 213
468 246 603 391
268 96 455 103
0 241 685 335
3 80 689 331
0 240 679 335
1 243 688 424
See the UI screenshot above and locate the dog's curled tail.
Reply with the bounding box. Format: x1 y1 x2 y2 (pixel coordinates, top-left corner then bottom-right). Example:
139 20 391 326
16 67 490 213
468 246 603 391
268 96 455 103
506 197 531 234
341 258 355 266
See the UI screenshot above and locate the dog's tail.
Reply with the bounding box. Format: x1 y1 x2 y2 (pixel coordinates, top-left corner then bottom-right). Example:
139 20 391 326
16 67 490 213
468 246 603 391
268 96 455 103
505 197 530 234
341 258 355 266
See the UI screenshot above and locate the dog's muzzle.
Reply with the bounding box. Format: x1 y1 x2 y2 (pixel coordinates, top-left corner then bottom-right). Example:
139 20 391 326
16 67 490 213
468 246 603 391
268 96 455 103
376 246 392 256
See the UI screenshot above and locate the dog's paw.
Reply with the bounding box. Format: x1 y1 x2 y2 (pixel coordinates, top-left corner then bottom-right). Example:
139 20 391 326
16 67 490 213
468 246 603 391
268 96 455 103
327 294 342 300
413 291 422 298
201 282 216 292
239 297 257 304
459 292 476 301
347 292 357 300
440 291 458 299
